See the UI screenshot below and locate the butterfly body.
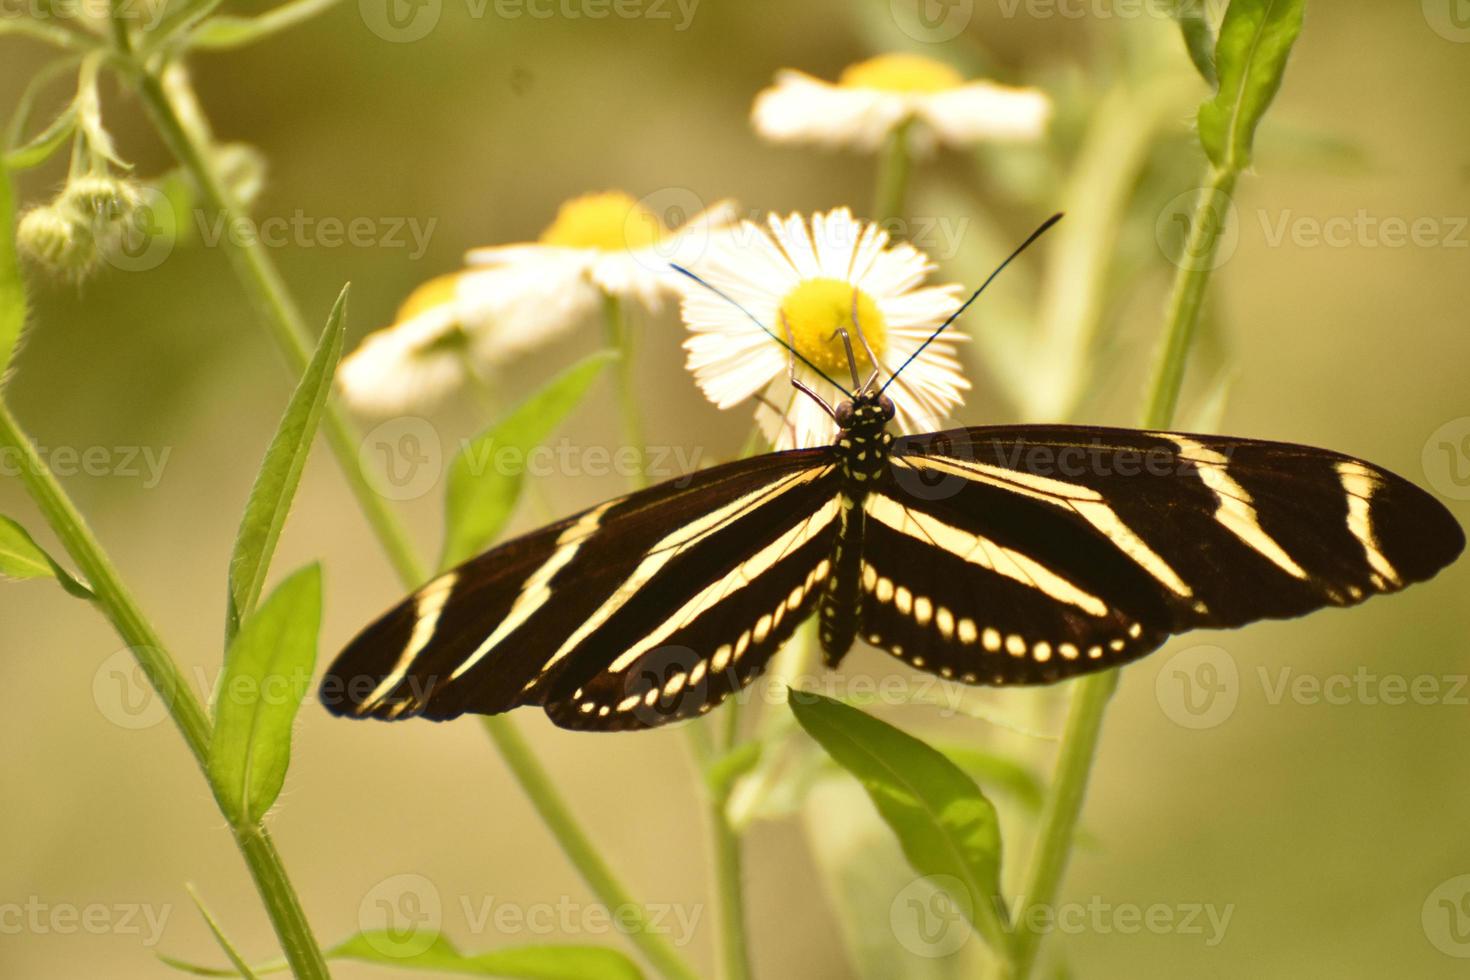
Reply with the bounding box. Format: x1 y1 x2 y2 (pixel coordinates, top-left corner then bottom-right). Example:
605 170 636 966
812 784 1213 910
819 394 896 666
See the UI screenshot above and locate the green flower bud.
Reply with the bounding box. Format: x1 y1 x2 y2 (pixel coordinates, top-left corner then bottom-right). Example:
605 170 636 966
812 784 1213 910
60 174 143 226
17 206 98 277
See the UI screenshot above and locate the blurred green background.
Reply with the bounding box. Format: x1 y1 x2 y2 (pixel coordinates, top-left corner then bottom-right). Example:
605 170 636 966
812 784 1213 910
3 0 1469 977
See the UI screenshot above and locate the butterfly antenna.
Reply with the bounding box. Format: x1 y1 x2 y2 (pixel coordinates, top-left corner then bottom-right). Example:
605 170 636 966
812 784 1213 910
881 213 1064 395
671 264 853 398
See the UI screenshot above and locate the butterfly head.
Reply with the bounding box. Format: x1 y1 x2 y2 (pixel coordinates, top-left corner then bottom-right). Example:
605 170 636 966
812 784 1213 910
834 391 895 433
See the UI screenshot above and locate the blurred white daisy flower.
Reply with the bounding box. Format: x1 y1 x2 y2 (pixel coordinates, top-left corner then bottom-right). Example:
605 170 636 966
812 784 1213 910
681 207 969 450
338 191 736 414
752 52 1051 153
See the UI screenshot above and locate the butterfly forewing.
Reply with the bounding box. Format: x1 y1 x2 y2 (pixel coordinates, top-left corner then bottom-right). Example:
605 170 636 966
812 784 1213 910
322 449 839 727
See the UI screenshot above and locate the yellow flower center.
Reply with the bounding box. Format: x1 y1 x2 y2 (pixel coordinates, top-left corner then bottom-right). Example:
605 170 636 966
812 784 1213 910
396 272 461 322
538 191 666 251
778 278 887 380
838 53 966 94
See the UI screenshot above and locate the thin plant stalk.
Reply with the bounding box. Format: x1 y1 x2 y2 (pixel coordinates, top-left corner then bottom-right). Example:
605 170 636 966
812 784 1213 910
594 331 751 977
118 52 702 980
1002 166 1242 980
0 401 331 980
872 120 913 223
481 718 703 980
602 292 648 489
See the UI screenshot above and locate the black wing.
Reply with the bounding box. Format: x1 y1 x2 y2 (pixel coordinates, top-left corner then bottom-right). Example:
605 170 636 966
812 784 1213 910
857 425 1463 685
322 448 841 731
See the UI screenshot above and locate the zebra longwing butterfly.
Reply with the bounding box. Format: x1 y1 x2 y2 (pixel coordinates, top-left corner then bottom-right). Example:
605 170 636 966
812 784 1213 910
321 222 1464 732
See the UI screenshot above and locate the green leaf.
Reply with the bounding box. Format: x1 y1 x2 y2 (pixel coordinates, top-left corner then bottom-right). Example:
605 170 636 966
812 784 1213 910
0 164 25 377
160 936 644 980
1165 0 1218 87
226 286 348 641
209 564 322 825
441 350 616 569
184 884 260 980
1197 0 1307 172
189 0 344 49
936 745 1046 814
331 932 645 979
0 515 94 599
789 692 1011 956
4 105 79 171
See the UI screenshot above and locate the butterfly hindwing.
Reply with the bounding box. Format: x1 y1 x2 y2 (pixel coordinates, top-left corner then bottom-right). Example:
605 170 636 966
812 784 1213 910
322 449 840 728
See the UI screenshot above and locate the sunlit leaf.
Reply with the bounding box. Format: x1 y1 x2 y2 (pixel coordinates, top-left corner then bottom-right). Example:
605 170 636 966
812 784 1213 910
1165 0 1218 87
0 515 94 599
1197 0 1306 171
226 285 348 641
4 106 78 171
331 932 645 979
789 692 1011 956
190 0 345 50
209 564 322 825
441 349 616 569
185 885 260 980
159 935 644 979
0 164 25 376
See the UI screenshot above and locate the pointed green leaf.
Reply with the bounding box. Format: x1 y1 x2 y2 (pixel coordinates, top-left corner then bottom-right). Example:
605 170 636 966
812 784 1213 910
4 105 79 171
226 286 348 641
0 515 94 599
330 932 645 979
161 935 644 979
184 885 260 980
0 164 24 375
934 744 1046 814
789 692 1011 956
441 350 616 569
189 0 344 49
1197 0 1306 172
1165 0 1218 87
210 564 322 825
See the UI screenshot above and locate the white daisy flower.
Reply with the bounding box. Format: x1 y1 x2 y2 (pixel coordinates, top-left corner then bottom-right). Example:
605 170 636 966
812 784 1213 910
681 207 970 450
752 53 1051 153
338 191 736 414
467 190 739 315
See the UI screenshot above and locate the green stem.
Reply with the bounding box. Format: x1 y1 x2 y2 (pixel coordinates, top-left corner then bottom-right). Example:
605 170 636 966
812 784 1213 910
601 292 647 489
125 57 701 980
707 786 751 980
871 120 913 224
1143 168 1239 429
130 68 426 588
0 401 331 980
1002 165 1240 980
481 718 702 980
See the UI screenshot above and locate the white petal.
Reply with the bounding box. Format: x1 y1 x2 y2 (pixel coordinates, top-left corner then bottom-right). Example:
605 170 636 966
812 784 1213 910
751 71 907 151
917 83 1052 146
337 307 465 415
